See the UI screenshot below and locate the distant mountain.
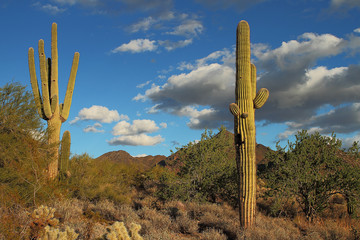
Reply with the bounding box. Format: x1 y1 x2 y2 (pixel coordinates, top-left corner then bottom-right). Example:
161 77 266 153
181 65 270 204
96 150 166 170
159 130 272 171
96 130 272 171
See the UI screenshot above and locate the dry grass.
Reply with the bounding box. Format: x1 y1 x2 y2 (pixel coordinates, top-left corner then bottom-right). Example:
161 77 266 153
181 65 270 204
1 198 360 240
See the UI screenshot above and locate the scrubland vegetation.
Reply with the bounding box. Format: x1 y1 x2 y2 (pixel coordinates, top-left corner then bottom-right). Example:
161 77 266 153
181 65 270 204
1 82 360 239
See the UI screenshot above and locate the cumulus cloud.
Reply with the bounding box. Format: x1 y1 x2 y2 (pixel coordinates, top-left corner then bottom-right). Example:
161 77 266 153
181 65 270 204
136 30 360 136
127 17 155 33
70 105 128 124
134 153 148 157
108 119 164 146
166 19 203 37
112 119 160 136
33 2 66 14
83 123 104 133
343 132 360 148
158 39 193 51
111 39 157 53
134 50 235 129
330 0 360 9
136 80 152 88
108 134 164 146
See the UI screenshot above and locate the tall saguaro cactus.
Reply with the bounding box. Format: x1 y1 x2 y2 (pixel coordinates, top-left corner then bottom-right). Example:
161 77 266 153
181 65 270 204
229 20 269 228
28 23 79 179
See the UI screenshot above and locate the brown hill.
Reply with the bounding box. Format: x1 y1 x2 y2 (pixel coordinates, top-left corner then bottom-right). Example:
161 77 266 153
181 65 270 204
160 130 272 171
95 130 272 171
96 150 166 170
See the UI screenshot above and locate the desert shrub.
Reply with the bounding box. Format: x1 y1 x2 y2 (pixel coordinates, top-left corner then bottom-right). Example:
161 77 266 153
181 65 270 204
0 82 62 207
0 204 30 240
261 130 360 221
66 153 140 204
201 228 227 240
156 127 238 206
239 213 301 240
137 207 172 234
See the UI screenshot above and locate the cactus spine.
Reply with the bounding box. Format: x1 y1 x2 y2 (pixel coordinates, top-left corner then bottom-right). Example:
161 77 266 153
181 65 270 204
229 20 269 228
28 23 79 180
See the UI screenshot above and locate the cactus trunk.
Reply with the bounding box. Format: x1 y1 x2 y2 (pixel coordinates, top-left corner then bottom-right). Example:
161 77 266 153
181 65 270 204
229 20 269 228
28 23 79 180
47 117 62 179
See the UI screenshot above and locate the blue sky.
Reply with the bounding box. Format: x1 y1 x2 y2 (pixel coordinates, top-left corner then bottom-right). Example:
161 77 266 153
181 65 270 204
1 0 360 158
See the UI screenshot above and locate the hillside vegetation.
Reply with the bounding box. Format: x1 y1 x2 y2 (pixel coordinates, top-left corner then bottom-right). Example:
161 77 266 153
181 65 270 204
1 82 360 239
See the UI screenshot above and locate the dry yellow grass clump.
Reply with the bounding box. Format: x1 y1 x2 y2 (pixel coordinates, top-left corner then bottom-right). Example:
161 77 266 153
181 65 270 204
1 197 360 240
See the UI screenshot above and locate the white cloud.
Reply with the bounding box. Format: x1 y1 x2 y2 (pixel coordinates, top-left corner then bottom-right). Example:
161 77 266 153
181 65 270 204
354 28 360 33
132 93 147 102
128 17 155 33
160 122 167 128
33 2 66 14
83 123 104 133
254 33 344 70
71 105 128 124
343 132 360 148
158 39 193 51
134 154 148 157
111 39 157 53
136 29 360 132
112 119 160 136
136 80 151 88
166 19 203 37
330 0 360 9
108 134 164 146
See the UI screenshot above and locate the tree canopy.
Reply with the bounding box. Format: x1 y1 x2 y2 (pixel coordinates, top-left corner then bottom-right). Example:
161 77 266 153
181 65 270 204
260 130 360 220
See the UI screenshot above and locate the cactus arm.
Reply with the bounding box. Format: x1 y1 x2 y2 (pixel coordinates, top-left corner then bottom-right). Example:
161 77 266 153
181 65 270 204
59 131 71 173
254 88 269 109
61 52 79 122
28 48 47 119
38 40 53 119
51 23 59 106
51 95 58 114
229 103 240 116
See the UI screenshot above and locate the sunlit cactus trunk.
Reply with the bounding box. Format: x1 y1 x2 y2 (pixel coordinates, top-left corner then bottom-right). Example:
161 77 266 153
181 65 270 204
229 20 269 228
28 23 79 180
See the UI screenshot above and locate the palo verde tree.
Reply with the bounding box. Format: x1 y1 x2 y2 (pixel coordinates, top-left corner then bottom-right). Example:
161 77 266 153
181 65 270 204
229 20 269 228
28 23 79 179
261 130 360 221
0 82 50 205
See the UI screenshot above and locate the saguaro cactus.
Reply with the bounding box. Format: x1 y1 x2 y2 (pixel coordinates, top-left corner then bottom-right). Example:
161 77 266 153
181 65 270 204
229 20 269 228
28 23 79 179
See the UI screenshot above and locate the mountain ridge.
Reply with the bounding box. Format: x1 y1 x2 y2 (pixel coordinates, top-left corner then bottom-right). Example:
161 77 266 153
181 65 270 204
96 130 272 170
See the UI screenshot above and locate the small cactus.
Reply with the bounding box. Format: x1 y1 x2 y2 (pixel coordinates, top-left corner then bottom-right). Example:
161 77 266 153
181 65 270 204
39 226 78 240
30 205 59 239
106 222 143 240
